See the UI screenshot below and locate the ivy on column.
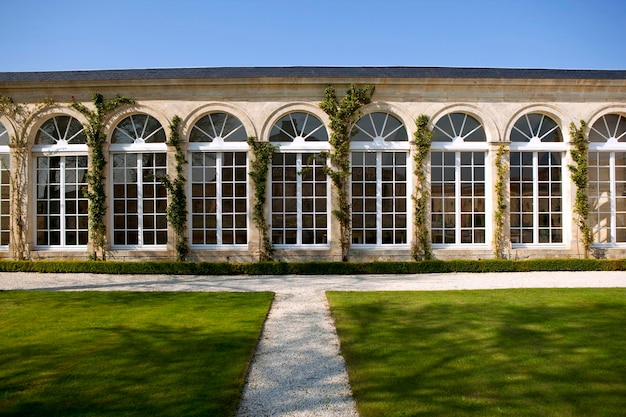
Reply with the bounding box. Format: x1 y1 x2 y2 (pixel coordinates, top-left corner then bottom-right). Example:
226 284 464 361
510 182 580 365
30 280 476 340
0 96 55 260
568 120 592 257
71 93 135 260
319 85 374 261
411 115 433 261
161 115 189 261
493 143 509 259
247 136 276 261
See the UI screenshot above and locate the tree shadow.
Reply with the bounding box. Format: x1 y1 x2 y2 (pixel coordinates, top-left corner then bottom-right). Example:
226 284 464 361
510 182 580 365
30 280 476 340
0 293 272 417
329 290 626 417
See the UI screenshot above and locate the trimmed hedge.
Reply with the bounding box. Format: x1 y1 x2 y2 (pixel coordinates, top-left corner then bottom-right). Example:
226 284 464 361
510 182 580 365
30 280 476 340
0 258 625 275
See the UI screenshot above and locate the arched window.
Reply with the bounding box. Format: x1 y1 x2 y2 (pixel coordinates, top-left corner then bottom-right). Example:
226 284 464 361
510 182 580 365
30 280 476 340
188 112 248 247
32 116 88 247
431 113 487 245
509 113 564 245
270 112 329 246
189 112 247 143
588 114 626 244
111 114 166 144
111 114 167 248
351 112 409 245
0 122 9 248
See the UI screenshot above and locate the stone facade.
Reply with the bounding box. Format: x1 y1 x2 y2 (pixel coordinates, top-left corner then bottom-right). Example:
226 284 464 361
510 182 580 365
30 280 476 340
0 67 625 261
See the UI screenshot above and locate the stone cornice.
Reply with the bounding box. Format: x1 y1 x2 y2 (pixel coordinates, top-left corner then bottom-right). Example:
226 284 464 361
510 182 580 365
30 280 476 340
1 66 625 103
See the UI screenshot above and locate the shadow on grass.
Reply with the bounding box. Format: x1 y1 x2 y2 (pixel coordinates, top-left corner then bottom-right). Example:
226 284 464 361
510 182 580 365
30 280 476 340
0 292 272 417
329 289 626 417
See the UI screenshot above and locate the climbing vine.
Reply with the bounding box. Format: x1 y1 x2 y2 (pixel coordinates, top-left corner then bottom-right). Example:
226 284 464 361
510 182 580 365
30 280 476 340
71 93 135 260
568 120 592 257
319 84 374 261
493 143 509 259
161 115 189 261
247 136 276 261
0 96 54 260
411 115 433 260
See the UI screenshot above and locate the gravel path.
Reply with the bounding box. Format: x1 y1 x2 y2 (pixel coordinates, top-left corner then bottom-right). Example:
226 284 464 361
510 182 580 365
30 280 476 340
235 290 359 417
2 270 625 417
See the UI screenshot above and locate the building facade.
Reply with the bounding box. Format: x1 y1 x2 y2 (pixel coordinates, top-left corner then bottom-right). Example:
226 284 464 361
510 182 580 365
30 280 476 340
0 67 625 261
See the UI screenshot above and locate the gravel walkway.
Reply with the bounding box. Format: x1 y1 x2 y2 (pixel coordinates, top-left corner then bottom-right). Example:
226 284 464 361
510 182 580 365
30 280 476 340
235 290 359 417
2 270 626 417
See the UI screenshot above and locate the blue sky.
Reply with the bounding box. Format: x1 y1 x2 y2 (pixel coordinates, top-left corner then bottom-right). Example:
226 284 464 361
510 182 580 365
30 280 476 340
1 0 625 72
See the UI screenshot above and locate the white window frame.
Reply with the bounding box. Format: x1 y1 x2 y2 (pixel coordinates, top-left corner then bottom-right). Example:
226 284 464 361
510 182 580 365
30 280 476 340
111 151 168 249
430 113 490 248
269 112 330 249
188 112 250 249
350 112 411 248
32 116 89 250
0 122 10 250
189 151 249 248
588 113 626 246
110 114 168 250
509 113 568 248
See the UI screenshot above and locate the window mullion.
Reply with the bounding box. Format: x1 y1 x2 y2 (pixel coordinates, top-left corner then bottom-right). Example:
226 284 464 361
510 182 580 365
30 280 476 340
296 153 303 245
216 152 223 246
455 152 461 244
137 154 144 247
325 157 331 243
376 152 383 245
59 157 66 246
532 152 539 244
610 152 617 243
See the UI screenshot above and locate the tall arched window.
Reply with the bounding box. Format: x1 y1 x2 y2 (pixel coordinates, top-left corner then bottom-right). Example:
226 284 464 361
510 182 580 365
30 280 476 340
431 113 487 244
509 113 564 244
0 122 9 248
33 115 88 247
351 112 409 245
188 112 248 247
588 113 626 244
111 114 167 248
270 112 329 246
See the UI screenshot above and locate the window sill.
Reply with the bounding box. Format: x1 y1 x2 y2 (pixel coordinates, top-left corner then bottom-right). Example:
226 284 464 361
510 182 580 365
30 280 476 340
189 245 249 251
432 244 491 250
33 246 89 251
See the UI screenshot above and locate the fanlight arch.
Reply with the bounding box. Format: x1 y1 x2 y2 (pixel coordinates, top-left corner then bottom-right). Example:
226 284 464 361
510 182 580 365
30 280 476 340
432 112 485 143
269 112 328 143
112 114 165 144
189 112 247 143
510 113 562 143
351 112 407 143
589 113 626 144
35 115 86 145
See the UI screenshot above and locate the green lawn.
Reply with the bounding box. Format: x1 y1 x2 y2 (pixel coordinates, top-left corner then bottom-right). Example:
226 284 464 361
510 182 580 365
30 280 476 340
0 291 273 417
328 288 626 417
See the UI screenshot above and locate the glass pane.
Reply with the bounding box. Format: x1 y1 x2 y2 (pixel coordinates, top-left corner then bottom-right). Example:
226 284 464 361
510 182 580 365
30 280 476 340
511 113 561 142
189 112 247 142
112 114 165 144
0 122 8 146
270 112 328 142
352 112 407 142
434 113 485 142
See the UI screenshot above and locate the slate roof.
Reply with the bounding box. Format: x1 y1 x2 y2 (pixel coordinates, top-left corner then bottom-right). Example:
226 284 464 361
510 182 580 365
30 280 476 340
1 66 626 83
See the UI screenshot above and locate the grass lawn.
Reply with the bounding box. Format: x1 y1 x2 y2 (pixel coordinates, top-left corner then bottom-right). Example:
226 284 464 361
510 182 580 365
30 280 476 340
328 288 626 417
0 291 273 417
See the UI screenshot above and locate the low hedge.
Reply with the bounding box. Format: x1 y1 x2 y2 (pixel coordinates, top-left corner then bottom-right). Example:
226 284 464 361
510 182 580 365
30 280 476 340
0 258 625 275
